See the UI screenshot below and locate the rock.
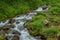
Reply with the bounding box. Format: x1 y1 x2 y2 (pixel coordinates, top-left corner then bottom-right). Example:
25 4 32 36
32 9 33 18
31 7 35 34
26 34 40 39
44 20 49 25
57 34 60 40
40 35 47 40
5 33 14 40
4 30 11 34
44 20 50 28
16 21 20 24
2 20 6 23
26 26 32 30
12 34 19 40
0 25 14 31
25 16 32 22
3 25 14 30
32 32 47 40
9 18 15 24
12 30 21 35
26 19 32 22
42 4 49 10
35 36 41 39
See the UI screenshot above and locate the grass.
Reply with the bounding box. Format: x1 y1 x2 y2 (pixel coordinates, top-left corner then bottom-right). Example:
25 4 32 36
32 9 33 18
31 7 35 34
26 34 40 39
43 26 59 35
0 0 44 21
24 0 60 39
0 0 60 21
0 0 60 39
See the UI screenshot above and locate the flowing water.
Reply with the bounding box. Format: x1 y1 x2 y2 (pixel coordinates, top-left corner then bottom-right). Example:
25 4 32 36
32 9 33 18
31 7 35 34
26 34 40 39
0 7 48 40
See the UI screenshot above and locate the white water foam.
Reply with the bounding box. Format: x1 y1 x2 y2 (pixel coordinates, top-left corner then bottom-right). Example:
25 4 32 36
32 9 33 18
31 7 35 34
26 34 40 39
0 7 48 40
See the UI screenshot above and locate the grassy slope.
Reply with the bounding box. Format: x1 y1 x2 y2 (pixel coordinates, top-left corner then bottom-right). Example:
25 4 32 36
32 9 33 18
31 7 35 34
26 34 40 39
25 0 60 40
0 0 44 21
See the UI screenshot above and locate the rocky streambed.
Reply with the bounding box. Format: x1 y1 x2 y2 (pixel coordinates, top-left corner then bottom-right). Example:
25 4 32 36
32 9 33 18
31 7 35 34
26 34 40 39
0 5 49 40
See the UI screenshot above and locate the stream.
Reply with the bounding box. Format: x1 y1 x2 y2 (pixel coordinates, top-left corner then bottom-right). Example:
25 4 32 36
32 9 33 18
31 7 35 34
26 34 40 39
0 7 48 40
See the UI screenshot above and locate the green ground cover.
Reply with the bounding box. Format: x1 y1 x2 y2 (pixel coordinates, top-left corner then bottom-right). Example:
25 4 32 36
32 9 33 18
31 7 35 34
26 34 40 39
24 0 60 40
0 0 44 21
0 0 60 40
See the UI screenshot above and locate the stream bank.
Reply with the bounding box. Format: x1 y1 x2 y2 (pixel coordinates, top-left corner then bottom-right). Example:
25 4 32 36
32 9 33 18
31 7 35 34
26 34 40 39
0 3 60 40
0 6 45 40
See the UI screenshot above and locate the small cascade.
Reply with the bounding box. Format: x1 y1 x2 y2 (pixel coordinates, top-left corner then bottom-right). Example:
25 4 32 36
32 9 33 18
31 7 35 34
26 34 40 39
0 7 48 40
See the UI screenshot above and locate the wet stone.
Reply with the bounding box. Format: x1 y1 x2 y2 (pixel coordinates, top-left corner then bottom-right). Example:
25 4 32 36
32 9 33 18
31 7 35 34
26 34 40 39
16 22 20 24
16 15 20 17
12 34 19 40
2 20 6 23
5 33 14 40
35 36 41 39
9 18 15 24
12 30 21 35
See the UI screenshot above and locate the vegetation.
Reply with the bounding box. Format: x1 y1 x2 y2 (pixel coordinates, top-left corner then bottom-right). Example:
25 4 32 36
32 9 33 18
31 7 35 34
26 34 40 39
25 12 60 35
25 12 60 40
1 0 60 21
0 34 6 40
24 0 60 40
0 0 60 40
0 0 44 21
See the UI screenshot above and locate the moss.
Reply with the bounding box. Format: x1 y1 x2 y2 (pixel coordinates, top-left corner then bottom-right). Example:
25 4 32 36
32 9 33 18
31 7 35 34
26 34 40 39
0 35 6 40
